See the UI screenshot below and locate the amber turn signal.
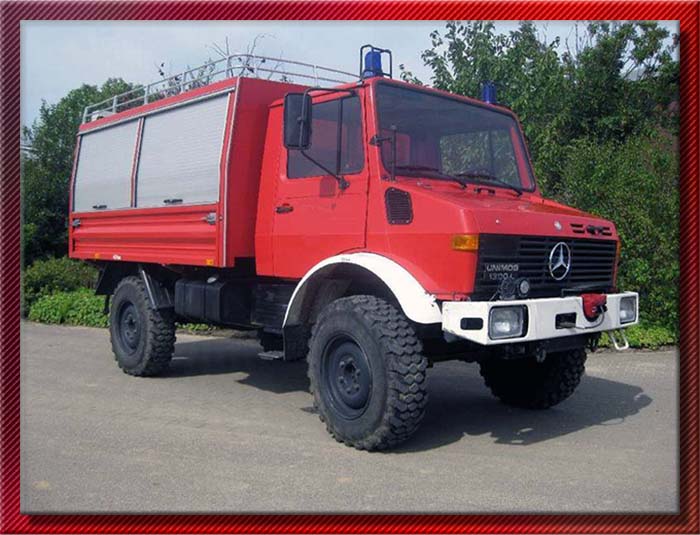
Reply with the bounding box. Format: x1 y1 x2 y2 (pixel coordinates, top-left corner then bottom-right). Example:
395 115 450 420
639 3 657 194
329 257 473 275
451 234 479 251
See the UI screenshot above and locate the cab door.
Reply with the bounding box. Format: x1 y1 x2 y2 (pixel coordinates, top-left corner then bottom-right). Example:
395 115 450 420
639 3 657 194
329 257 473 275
271 92 369 278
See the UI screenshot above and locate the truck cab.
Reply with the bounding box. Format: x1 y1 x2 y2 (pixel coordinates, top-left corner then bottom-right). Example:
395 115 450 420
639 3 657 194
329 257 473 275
69 46 638 450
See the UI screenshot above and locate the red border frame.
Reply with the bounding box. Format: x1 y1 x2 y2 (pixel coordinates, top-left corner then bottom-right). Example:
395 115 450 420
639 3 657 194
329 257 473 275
1 2 698 533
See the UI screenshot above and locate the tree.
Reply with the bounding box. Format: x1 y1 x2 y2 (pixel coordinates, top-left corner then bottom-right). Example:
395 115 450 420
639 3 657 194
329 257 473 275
22 78 135 265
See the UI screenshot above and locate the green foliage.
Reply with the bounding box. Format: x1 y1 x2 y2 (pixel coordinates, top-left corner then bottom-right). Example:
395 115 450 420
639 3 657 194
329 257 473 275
407 21 679 335
22 78 135 265
28 288 108 328
27 292 217 333
23 256 98 314
558 134 678 332
177 322 216 333
601 323 676 350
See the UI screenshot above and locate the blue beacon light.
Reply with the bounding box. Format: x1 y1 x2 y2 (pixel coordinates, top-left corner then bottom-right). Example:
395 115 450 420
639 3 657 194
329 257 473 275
363 50 384 78
359 45 392 79
481 81 497 104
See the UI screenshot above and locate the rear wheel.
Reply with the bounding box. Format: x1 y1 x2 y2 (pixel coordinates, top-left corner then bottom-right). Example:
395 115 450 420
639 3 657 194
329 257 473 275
479 348 587 409
307 295 428 451
109 276 175 376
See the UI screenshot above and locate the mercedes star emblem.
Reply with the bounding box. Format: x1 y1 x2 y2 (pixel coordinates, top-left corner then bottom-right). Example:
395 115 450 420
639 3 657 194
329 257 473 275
548 242 572 280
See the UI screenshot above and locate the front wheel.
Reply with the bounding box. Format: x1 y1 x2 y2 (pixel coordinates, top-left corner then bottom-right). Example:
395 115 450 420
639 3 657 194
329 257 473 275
307 295 428 451
479 348 587 409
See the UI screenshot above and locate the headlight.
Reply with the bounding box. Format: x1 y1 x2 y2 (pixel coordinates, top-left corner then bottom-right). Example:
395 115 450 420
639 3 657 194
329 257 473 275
488 306 527 340
619 296 637 324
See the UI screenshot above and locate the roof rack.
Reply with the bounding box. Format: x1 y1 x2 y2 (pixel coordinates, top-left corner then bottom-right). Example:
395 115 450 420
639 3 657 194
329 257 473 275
82 54 357 123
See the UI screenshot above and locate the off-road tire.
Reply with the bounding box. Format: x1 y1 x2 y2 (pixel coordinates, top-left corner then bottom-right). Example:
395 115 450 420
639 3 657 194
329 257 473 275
109 276 175 377
479 349 587 409
307 295 428 451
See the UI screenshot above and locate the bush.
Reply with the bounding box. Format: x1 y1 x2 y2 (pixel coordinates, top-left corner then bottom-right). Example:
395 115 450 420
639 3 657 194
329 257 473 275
23 256 97 314
600 323 676 350
557 132 679 336
28 288 108 328
177 322 217 333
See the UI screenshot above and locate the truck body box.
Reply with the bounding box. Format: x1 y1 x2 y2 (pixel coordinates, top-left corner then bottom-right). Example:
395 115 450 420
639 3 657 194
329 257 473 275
69 77 306 267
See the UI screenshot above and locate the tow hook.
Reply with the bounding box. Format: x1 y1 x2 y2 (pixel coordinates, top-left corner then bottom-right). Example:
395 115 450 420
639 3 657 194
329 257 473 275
608 329 630 351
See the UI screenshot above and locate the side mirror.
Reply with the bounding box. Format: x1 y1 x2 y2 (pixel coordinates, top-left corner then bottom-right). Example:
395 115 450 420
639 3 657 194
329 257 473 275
283 93 312 150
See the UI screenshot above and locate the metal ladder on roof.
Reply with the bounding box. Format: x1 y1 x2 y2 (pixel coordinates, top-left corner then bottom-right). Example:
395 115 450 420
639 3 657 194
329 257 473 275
82 54 357 123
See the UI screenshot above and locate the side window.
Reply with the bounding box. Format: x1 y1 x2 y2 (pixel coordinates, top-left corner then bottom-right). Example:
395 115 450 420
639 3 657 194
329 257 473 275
288 96 364 178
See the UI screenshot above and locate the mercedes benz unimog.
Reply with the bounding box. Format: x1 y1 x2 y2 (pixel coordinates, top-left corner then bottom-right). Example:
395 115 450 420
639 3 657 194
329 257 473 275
68 46 639 450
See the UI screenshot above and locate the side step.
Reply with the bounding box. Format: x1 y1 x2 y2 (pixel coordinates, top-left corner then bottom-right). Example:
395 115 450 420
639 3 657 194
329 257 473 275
258 350 285 361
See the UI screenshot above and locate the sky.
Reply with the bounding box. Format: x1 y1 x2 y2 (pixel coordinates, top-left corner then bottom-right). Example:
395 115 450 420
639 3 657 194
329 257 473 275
20 20 679 129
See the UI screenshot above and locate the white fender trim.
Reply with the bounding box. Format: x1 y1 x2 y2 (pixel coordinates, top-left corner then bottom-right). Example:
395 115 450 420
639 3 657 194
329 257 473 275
283 252 442 326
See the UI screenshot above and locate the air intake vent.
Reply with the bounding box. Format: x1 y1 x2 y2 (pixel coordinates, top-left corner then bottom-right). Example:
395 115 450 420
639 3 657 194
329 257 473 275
385 188 413 224
571 222 612 236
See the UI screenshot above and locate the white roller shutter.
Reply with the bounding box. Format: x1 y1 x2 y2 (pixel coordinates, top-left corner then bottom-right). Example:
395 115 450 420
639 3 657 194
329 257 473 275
136 94 229 207
73 120 138 212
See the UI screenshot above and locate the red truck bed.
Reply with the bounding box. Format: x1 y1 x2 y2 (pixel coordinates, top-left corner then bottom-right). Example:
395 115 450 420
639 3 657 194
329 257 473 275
69 76 306 267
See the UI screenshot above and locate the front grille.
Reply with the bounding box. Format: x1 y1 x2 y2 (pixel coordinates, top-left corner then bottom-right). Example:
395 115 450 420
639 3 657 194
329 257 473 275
473 234 617 299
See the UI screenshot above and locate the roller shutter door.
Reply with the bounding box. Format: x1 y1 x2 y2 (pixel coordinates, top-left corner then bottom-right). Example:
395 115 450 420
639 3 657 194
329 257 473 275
73 120 138 212
136 94 229 207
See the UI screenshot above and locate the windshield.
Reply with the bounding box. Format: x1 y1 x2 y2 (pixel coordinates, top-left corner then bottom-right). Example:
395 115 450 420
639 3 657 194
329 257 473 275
375 83 535 191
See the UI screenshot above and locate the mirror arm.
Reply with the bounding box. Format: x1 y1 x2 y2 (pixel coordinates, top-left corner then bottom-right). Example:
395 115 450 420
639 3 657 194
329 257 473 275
369 125 398 182
294 86 356 190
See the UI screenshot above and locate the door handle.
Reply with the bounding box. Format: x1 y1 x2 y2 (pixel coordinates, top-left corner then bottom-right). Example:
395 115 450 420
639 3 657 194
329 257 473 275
275 204 294 214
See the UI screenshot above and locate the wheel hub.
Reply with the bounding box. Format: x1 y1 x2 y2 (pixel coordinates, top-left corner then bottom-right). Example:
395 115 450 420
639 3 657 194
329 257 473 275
118 303 141 352
323 337 372 419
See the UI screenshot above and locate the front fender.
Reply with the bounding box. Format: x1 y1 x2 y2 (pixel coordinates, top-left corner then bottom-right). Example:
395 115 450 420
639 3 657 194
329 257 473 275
283 252 442 326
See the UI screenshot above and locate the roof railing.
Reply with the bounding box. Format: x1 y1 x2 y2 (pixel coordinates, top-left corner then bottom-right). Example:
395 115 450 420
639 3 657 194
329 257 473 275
82 54 357 123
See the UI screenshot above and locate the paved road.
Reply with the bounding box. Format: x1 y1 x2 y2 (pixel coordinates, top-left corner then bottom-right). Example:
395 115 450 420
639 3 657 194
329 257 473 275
21 322 677 514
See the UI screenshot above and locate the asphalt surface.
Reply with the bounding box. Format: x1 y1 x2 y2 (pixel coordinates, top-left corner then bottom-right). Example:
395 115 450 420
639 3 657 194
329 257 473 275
21 321 678 514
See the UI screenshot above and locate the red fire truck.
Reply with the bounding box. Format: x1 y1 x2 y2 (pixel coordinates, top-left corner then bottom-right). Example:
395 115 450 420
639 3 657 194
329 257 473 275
69 46 638 450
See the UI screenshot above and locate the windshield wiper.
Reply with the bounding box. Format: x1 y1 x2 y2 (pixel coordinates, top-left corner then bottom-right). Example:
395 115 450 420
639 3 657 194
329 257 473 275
455 172 523 197
395 165 468 189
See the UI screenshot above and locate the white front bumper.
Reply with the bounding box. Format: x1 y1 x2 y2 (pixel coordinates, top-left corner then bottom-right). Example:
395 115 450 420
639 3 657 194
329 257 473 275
442 292 638 345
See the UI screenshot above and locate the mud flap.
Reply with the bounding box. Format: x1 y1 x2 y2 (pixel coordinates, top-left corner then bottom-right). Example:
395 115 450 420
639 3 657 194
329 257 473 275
139 268 174 311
